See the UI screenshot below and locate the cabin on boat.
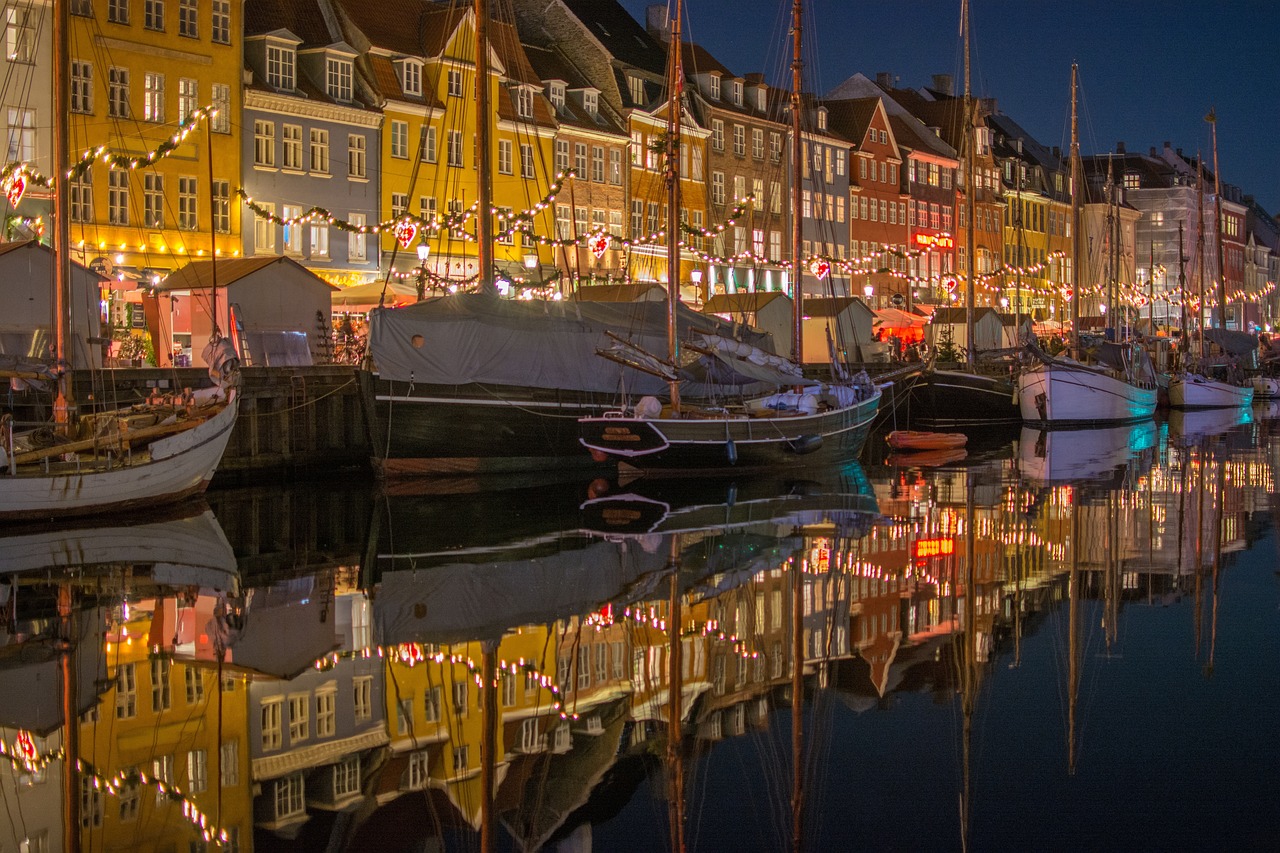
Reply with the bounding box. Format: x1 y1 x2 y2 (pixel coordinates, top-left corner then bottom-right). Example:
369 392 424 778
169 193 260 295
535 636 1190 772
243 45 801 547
573 282 668 302
801 296 877 363
925 307 1004 354
703 291 794 357
997 312 1035 348
0 240 106 368
155 256 337 368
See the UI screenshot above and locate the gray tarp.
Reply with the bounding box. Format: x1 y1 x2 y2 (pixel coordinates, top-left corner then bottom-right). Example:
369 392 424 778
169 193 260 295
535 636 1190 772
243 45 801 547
368 294 773 395
1204 327 1258 358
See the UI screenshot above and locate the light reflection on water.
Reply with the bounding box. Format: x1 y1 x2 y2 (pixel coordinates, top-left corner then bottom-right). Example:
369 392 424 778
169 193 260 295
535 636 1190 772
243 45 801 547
2 412 1279 852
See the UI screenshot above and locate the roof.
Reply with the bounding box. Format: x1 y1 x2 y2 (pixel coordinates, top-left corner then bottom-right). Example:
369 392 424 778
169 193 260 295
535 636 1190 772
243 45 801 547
826 72 955 159
244 0 334 46
561 0 666 76
986 113 1060 173
704 292 791 313
823 97 880 148
523 43 627 136
802 296 873 319
0 239 101 277
573 283 666 302
929 306 997 325
156 256 339 292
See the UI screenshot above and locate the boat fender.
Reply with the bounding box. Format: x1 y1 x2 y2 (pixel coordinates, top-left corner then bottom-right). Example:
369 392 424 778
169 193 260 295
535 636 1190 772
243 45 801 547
633 396 662 419
787 434 823 455
726 439 738 464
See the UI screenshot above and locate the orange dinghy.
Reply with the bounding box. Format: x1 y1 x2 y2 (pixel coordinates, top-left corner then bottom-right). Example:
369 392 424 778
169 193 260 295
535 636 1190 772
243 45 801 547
885 430 968 452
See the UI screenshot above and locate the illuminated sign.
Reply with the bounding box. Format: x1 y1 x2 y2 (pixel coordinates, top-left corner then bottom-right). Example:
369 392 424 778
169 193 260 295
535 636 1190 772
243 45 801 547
912 538 955 559
914 233 954 249
810 547 831 573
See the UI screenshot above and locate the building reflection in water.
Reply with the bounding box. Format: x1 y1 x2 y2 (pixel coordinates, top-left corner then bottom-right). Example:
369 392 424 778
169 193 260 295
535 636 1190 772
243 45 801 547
0 412 1275 852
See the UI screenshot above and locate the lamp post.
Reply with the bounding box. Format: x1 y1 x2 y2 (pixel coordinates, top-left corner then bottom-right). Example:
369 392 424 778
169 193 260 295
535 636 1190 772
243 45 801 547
415 241 430 300
690 268 703 305
523 251 540 297
863 283 875 310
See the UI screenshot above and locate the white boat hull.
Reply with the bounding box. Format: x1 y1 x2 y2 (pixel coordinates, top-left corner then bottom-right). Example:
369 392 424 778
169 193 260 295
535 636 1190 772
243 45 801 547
1168 374 1253 409
1019 421 1157 484
1018 362 1156 425
1252 375 1280 399
0 390 239 521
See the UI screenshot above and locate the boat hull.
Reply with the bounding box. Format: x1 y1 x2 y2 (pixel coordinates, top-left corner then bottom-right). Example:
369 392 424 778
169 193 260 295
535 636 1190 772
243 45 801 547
0 390 239 521
1017 362 1156 426
911 369 1020 427
1168 374 1254 409
578 391 881 474
1252 375 1280 399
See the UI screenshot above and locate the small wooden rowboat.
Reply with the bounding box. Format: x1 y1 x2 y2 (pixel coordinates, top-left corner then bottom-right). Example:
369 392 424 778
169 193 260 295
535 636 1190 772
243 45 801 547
885 430 968 452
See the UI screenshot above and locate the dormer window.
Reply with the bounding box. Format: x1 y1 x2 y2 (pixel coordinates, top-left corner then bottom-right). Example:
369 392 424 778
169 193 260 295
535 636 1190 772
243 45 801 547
326 56 353 102
626 75 645 106
547 81 565 110
398 59 423 97
731 80 742 106
265 43 295 92
755 87 765 110
709 75 720 100
515 86 534 119
817 108 827 131
583 90 598 114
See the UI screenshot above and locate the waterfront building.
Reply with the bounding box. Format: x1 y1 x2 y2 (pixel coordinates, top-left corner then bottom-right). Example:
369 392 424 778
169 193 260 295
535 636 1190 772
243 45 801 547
1243 196 1280 329
241 0 383 287
0 0 53 237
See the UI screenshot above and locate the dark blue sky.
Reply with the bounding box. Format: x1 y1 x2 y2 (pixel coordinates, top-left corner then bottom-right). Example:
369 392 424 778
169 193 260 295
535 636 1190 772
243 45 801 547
621 0 1280 214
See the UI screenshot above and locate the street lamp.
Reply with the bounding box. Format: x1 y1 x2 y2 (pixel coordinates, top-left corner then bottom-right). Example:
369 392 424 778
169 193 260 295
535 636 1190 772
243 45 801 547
690 268 703 304
415 240 430 300
863 283 874 309
523 252 541 297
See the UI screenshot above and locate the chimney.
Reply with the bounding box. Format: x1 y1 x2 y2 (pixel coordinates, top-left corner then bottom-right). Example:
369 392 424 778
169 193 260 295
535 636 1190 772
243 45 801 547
931 74 954 96
1149 146 1157 157
1176 147 1183 158
646 4 671 42
979 97 997 116
876 71 894 90
1116 141 1125 154
1052 146 1061 158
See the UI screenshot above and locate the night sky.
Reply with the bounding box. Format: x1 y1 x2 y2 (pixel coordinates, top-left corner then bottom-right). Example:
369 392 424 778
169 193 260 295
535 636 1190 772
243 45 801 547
621 0 1280 214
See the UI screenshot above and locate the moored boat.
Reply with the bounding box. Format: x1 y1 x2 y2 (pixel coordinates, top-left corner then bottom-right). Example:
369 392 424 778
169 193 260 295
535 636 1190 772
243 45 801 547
1168 373 1253 409
1018 344 1158 426
886 430 967 451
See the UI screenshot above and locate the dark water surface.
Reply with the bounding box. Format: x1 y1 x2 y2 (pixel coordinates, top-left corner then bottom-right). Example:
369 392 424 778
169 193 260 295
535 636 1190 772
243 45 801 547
2 408 1278 852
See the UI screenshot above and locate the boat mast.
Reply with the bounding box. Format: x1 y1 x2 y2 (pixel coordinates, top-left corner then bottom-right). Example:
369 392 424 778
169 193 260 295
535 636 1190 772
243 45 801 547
1207 109 1226 329
666 566 685 852
665 0 684 411
962 0 975 368
1068 64 1080 358
789 0 804 363
1178 222 1186 346
1148 240 1155 333
1196 156 1206 360
52 0 72 423
790 552 804 853
1106 158 1116 340
475 0 495 296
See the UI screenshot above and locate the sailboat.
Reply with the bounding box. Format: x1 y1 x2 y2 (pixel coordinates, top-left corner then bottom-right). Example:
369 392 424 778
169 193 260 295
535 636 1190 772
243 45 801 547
909 0 1021 429
577 0 882 473
1017 66 1158 426
0 0 239 520
1169 114 1254 409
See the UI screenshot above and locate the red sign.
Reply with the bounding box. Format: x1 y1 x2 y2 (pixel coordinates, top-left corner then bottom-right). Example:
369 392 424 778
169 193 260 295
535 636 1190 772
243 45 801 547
912 538 955 559
810 258 831 279
5 174 25 208
1064 288 1074 302
13 731 36 762
914 233 954 249
944 278 957 293
394 220 418 249
588 232 610 259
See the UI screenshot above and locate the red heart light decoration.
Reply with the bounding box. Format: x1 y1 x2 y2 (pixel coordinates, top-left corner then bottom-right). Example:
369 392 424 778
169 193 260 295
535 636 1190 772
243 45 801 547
944 278 957 293
395 220 417 249
588 232 610 259
1064 288 1074 302
810 258 831 279
6 174 25 208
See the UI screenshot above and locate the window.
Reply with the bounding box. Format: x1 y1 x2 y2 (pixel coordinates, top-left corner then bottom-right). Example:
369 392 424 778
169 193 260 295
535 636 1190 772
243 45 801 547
254 120 275 167
711 171 724 206
333 756 360 798
108 0 129 24
770 180 782 214
178 0 196 37
345 134 367 178
152 755 173 805
390 120 408 158
109 67 130 118
418 125 435 162
281 124 302 170
554 139 569 173
627 74 645 105
327 57 353 102
316 691 336 737
452 680 468 714
177 77 197 123
574 143 587 176
187 749 207 793
220 740 239 787
310 222 329 258
71 0 91 15
309 128 329 174
144 0 163 30
769 230 781 261
709 74 720 99
5 7 34 63
520 143 534 179
143 73 165 122
407 750 430 789
498 139 512 175
629 201 641 238
119 770 140 821
115 663 137 718
391 193 407 218
610 148 622 184
750 128 764 160
179 175 198 229
348 213 366 261
81 777 103 829
212 180 230 233
447 69 463 97
731 79 743 105
770 132 782 162
151 657 172 711
261 698 282 750
1124 171 1140 190
423 685 442 722
71 61 93 113
266 44 295 91
711 119 723 152
211 0 229 43
70 173 92 223
253 201 275 252
547 81 564 109
211 83 230 132
591 146 605 182
274 775 304 820
399 60 422 96
447 130 463 167
733 124 745 156
515 87 534 119
288 695 309 743
5 108 33 162
452 745 469 773
282 204 302 254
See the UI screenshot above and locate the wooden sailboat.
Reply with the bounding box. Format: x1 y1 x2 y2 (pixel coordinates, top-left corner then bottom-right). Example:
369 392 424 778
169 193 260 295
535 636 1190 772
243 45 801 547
578 0 883 473
1169 115 1254 409
1017 66 1158 426
0 0 238 520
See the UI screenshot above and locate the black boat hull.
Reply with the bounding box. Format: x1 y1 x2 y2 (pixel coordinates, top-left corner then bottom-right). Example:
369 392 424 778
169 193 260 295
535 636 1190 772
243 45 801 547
910 369 1020 427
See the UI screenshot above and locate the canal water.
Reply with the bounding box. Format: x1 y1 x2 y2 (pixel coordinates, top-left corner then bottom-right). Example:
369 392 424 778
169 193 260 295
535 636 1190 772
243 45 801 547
2 407 1278 852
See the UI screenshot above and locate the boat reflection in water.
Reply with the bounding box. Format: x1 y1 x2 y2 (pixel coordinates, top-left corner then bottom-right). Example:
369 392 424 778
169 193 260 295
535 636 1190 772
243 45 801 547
5 425 1280 851
1018 420 1158 485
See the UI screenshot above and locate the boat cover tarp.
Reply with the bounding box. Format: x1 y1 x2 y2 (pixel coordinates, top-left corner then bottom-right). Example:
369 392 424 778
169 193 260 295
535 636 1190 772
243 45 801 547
1095 341 1158 385
368 294 772 395
1204 327 1258 358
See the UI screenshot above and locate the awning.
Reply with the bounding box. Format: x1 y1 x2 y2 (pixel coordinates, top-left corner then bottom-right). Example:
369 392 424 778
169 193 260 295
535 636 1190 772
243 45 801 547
332 280 420 307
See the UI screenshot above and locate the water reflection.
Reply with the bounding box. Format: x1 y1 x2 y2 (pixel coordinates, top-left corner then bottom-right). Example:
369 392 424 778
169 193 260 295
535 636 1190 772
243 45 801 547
2 413 1279 851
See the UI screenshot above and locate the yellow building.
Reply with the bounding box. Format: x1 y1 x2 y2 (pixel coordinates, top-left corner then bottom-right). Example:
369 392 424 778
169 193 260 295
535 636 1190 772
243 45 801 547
334 2 557 289
67 0 243 278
